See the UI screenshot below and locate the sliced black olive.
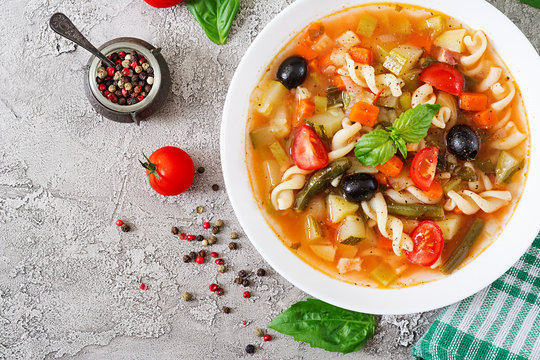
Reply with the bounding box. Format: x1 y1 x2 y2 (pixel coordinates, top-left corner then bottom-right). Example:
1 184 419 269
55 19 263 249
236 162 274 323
341 173 378 203
276 56 308 89
446 124 479 161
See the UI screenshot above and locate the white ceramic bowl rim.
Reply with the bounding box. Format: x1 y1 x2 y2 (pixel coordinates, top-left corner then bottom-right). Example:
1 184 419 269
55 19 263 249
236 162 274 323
221 0 540 314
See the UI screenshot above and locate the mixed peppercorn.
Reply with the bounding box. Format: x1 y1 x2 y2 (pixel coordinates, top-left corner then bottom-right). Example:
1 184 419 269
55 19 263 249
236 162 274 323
95 50 154 105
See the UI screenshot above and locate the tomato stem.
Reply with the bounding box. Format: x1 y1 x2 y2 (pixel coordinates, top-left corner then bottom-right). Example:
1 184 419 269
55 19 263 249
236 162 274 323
140 152 161 183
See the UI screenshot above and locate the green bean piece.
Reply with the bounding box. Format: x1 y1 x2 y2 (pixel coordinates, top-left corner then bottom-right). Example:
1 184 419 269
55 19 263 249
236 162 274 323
443 177 462 194
293 158 352 211
386 203 445 220
440 218 485 274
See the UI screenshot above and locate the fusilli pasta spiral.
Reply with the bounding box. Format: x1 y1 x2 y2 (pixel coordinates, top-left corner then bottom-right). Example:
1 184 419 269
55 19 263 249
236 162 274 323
444 189 512 215
411 84 457 128
270 166 311 210
345 55 404 97
386 186 442 205
328 118 362 161
490 121 527 150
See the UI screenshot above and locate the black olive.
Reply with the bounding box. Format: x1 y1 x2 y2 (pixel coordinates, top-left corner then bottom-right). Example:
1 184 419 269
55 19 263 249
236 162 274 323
276 56 308 89
341 173 378 203
446 124 479 161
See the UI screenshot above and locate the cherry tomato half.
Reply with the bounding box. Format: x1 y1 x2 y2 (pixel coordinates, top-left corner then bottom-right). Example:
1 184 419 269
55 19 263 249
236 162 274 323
143 0 183 8
141 146 194 196
406 221 444 267
419 63 464 96
292 125 329 170
410 147 439 191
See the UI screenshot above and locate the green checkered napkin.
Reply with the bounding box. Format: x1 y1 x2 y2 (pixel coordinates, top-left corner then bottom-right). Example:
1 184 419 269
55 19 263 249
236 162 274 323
412 233 540 360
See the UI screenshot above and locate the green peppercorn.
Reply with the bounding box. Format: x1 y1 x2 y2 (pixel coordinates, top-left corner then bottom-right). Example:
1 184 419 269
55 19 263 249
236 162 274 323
181 292 193 301
121 59 130 68
108 85 117 93
218 265 226 273
124 82 133 91
97 68 107 79
113 72 122 81
215 219 224 227
208 236 217 245
196 206 204 214
230 232 238 239
142 62 150 71
135 65 143 74
254 328 265 337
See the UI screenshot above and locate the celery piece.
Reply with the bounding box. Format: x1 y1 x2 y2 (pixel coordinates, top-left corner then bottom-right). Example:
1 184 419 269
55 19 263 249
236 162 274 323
370 263 397 287
249 128 274 148
434 29 467 53
383 45 423 76
356 14 378 37
399 91 412 110
269 141 290 168
375 45 389 63
496 151 523 184
306 215 323 242
264 160 281 188
392 17 412 35
314 96 327 114
420 16 446 37
255 80 288 116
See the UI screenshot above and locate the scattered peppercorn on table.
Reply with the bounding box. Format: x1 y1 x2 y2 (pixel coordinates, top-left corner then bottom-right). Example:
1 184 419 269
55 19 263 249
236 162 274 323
0 0 538 359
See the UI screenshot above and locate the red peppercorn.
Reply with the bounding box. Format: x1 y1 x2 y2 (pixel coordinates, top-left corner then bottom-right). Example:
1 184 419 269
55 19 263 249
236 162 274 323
131 61 137 68
104 90 110 96
107 93 114 100
140 283 147 290
215 259 224 265
118 51 126 58
199 250 207 258
195 256 204 264
138 58 146 65
180 233 186 240
203 222 210 229
122 67 130 76
137 95 144 102
263 334 271 342
98 83 106 91
107 55 112 59
209 283 218 292
186 234 196 241
243 320 247 325
115 59 122 65
243 291 251 299
107 67 115 77
122 89 128 97
111 96 118 103
210 252 218 258
115 219 123 226
216 289 224 296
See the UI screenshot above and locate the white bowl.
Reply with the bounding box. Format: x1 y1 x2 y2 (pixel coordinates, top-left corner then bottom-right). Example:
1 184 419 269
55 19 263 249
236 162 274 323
221 0 540 314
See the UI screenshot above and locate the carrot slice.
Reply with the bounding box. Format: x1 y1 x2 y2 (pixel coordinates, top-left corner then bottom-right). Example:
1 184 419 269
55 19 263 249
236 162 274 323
376 156 403 178
406 33 432 53
374 172 388 186
296 44 319 61
459 93 488 111
377 234 393 250
473 108 498 129
308 59 319 73
349 101 379 126
334 75 347 91
423 179 443 199
294 99 315 126
349 46 373 65
304 22 324 45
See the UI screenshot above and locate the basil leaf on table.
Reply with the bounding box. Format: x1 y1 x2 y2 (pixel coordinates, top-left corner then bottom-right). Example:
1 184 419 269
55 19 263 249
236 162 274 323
268 298 377 354
519 0 540 9
187 0 240 45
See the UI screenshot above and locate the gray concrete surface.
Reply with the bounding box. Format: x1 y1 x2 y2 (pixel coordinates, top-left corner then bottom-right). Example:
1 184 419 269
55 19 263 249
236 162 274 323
0 0 538 359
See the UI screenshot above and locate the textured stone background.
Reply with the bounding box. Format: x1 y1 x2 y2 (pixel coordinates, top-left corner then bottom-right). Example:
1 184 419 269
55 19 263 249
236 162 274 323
0 0 538 359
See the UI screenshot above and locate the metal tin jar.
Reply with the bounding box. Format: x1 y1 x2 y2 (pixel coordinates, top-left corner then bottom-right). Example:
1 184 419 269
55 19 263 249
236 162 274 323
84 37 171 124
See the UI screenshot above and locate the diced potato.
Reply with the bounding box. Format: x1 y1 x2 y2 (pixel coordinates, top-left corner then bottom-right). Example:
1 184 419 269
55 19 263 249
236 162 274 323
311 244 337 262
357 14 378 37
402 219 420 233
312 33 334 53
269 141 290 168
255 80 288 116
375 44 389 63
249 127 274 148
370 262 397 287
306 215 323 243
337 243 359 258
436 215 463 240
434 29 467 53
391 17 412 35
336 30 361 50
383 45 423 76
327 195 359 223
307 109 345 138
337 215 366 245
420 16 446 37
269 106 290 138
337 258 362 273
330 47 348 67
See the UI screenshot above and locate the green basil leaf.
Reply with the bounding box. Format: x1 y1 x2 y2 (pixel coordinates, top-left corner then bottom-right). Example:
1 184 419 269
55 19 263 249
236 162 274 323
392 104 441 143
354 129 396 167
396 137 407 159
268 299 377 354
520 0 540 8
187 0 240 45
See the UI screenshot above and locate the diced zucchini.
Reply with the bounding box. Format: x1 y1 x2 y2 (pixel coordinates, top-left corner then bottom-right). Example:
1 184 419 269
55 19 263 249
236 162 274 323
337 243 358 258
264 160 281 188
456 166 478 182
420 16 446 37
269 141 290 168
443 177 462 195
327 194 359 223
375 44 389 63
326 87 343 108
310 243 337 262
377 96 399 109
370 262 397 287
383 45 423 76
357 14 378 37
269 106 290 138
434 29 467 53
402 69 421 91
305 120 328 142
314 96 327 114
399 91 412 110
391 17 412 35
255 81 288 116
496 151 523 184
312 33 334 53
336 30 361 50
338 215 366 245
308 109 345 138
436 214 462 240
474 159 496 174
306 215 323 242
249 128 274 148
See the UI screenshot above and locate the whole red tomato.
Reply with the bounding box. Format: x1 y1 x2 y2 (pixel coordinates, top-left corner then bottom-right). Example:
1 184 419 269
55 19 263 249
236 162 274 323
143 0 183 8
141 146 194 196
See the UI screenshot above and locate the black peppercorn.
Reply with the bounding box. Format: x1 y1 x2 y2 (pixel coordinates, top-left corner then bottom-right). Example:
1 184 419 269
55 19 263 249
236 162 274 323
222 306 231 314
183 255 191 263
257 268 266 276
147 67 154 75
171 226 179 235
131 75 139 83
238 270 247 278
120 224 130 232
105 80 113 87
114 90 122 97
115 64 122 71
228 242 238 250
138 80 145 87
197 166 205 174
211 226 220 234
96 76 103 84
212 184 220 191
134 86 141 94
131 98 138 105
144 84 152 93
139 72 147 80
189 251 197 259
242 279 250 287
234 277 242 285
111 53 119 61
122 76 130 83
126 98 132 105
245 345 255 354
195 235 204 242
118 97 126 105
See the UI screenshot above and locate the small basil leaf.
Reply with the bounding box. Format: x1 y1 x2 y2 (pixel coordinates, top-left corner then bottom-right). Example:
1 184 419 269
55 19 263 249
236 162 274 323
354 130 396 167
187 0 240 45
392 104 441 143
268 299 377 354
396 137 407 159
520 0 540 8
